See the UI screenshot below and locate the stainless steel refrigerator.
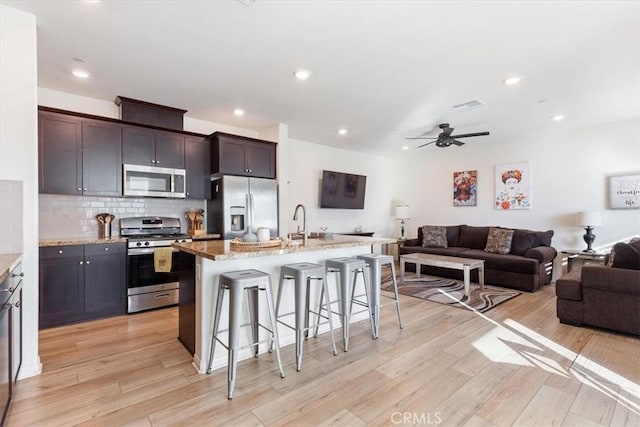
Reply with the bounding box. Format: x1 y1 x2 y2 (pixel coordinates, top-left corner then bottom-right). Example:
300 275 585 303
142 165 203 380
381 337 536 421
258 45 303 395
206 175 279 239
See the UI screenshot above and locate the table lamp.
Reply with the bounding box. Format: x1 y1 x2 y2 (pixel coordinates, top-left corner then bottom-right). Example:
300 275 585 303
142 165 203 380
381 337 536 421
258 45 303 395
395 205 410 240
576 211 602 253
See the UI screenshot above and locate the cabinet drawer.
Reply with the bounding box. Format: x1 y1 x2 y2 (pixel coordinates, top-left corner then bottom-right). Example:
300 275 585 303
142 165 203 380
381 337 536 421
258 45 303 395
40 245 83 259
84 243 126 256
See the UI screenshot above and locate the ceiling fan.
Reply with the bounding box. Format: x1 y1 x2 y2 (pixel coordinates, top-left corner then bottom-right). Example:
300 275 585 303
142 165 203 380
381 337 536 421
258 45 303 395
405 123 490 148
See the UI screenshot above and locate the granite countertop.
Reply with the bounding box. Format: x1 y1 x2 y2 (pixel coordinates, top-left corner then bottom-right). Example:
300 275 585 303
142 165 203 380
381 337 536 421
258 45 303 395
0 253 23 283
191 234 222 241
172 235 397 261
39 237 127 247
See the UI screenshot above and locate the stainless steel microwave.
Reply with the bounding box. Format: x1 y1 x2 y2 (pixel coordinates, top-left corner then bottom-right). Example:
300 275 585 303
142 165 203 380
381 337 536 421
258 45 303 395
123 164 186 198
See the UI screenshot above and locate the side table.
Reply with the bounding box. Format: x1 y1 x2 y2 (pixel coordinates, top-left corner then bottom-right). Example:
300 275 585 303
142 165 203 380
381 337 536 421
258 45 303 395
561 250 608 274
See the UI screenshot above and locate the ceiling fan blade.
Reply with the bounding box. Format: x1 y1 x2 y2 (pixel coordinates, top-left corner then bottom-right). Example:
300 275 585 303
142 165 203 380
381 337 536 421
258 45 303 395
450 131 490 139
404 136 437 140
442 126 454 137
451 139 466 146
417 140 436 148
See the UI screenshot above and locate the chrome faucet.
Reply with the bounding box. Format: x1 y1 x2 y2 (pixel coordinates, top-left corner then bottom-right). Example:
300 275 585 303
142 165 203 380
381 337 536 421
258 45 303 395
293 204 308 245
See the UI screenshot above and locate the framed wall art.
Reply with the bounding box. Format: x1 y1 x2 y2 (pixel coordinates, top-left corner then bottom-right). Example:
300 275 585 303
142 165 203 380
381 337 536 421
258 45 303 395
608 173 640 209
453 170 477 206
495 161 531 210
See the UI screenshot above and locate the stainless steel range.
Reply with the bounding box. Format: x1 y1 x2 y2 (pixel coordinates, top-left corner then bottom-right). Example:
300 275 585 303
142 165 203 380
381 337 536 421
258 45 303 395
120 216 192 313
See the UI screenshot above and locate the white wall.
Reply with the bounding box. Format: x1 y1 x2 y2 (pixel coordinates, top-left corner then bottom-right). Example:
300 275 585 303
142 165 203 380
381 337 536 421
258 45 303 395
0 5 41 378
393 118 640 251
285 138 395 236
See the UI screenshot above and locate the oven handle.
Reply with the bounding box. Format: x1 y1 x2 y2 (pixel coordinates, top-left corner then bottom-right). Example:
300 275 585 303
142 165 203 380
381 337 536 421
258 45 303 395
127 247 180 255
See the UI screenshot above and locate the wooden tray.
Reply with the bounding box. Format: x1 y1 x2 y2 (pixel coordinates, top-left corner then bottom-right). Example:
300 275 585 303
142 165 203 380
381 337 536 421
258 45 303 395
230 238 283 250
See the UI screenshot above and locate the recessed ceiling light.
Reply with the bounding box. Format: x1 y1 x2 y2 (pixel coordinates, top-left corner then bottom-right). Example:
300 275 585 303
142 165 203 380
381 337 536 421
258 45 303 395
233 108 245 116
294 69 311 80
72 69 90 79
338 128 348 135
402 146 409 150
551 114 565 121
504 76 522 85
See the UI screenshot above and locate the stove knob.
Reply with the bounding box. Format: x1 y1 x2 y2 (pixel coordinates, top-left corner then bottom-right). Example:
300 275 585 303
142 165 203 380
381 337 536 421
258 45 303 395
136 242 142 247
144 242 150 246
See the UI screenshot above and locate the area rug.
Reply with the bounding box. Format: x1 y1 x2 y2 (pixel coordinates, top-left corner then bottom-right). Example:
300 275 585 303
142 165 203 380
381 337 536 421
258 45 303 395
381 272 520 313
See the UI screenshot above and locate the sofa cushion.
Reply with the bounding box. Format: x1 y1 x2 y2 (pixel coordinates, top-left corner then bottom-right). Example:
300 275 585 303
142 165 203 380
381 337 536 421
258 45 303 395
457 225 490 250
510 230 537 256
459 249 540 274
610 240 640 270
534 230 554 247
421 226 448 248
485 227 515 255
556 270 583 301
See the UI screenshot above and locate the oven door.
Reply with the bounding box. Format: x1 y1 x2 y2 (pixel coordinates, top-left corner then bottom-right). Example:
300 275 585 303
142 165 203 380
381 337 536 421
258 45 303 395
126 248 186 313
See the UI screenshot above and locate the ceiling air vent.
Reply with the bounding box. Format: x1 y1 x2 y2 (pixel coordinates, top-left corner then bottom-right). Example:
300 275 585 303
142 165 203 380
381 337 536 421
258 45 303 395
452 100 484 112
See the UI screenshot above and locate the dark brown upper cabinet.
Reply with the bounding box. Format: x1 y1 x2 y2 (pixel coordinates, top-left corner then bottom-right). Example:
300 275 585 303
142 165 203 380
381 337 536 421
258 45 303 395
185 136 211 199
210 132 276 179
122 126 184 169
39 111 122 196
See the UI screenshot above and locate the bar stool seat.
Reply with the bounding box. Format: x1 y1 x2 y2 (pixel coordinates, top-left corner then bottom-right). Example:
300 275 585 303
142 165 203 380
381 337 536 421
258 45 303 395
206 269 284 399
274 262 337 371
357 254 404 339
318 257 370 352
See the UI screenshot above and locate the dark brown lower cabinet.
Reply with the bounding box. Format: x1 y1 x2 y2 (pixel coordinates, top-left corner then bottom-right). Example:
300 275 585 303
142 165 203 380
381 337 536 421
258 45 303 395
1 261 23 426
39 243 126 329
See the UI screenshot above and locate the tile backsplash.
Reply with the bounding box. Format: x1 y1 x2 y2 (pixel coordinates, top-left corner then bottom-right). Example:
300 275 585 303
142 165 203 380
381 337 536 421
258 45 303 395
39 194 206 239
0 180 23 253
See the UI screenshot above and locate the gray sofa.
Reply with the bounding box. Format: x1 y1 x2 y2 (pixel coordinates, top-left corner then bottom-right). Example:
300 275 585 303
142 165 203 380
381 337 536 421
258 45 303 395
399 225 557 292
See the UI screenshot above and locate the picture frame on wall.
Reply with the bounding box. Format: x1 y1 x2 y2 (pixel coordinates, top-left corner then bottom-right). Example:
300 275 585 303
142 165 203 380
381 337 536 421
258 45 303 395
453 170 477 206
608 173 640 209
495 161 531 210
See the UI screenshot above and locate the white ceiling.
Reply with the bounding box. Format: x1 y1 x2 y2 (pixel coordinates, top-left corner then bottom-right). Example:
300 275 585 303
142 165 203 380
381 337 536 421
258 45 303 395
3 0 639 155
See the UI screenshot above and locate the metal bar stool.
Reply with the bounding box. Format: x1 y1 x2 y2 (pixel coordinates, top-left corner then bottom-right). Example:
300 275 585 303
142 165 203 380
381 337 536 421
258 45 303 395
317 257 371 352
357 254 404 339
206 269 285 399
274 262 337 371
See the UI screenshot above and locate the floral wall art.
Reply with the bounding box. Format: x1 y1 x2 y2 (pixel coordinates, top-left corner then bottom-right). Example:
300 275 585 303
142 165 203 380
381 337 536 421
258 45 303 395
495 161 531 210
453 170 477 206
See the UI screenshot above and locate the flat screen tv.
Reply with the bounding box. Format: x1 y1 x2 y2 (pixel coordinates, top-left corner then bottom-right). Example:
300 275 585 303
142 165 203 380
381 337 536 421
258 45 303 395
320 170 367 209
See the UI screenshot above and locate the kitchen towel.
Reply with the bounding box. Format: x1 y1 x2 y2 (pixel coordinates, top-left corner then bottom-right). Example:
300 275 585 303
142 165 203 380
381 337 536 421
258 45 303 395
154 247 173 273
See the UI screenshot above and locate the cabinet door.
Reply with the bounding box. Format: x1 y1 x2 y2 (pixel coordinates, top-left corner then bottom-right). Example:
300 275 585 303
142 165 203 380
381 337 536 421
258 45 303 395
39 112 82 195
216 137 248 175
155 131 185 169
84 250 126 316
82 120 122 196
122 126 155 166
39 247 85 329
246 141 276 178
10 285 22 383
185 136 210 199
0 301 9 425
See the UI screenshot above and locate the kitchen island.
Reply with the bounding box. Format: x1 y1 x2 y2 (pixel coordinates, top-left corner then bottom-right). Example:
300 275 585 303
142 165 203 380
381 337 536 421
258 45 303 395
172 235 396 373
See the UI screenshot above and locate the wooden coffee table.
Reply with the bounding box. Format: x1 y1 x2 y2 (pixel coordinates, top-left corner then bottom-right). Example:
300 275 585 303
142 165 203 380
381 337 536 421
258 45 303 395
400 253 485 296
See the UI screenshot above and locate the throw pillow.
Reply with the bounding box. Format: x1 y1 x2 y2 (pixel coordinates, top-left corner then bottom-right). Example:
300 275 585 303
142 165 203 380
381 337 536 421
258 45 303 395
421 225 448 248
485 227 515 255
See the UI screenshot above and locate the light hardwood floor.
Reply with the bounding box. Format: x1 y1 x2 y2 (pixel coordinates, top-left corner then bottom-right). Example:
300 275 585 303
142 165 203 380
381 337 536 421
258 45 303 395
8 282 640 426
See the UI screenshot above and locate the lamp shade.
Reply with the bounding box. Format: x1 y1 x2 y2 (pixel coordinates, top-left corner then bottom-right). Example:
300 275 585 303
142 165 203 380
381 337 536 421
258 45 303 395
576 211 602 227
395 205 410 219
